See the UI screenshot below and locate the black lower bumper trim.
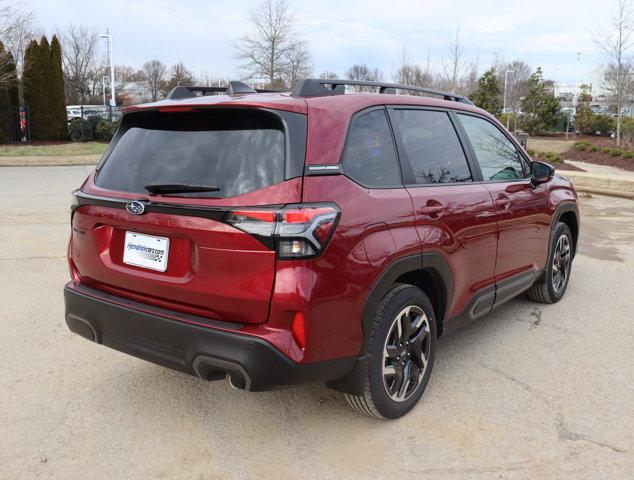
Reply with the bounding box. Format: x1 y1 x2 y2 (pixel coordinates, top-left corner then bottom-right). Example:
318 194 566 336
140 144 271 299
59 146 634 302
64 285 356 391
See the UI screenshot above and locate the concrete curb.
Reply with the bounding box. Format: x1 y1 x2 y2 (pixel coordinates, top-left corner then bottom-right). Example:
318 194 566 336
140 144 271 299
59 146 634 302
0 154 101 168
0 162 98 167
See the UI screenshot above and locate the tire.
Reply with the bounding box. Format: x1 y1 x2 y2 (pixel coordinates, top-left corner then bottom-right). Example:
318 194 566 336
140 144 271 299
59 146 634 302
527 222 573 304
344 284 437 419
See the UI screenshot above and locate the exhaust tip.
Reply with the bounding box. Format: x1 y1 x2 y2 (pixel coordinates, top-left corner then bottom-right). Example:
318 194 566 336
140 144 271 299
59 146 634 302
228 373 247 390
192 355 252 391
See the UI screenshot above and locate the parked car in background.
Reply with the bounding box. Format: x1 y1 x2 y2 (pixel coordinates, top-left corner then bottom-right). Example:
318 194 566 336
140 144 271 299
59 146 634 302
66 105 123 123
64 79 579 419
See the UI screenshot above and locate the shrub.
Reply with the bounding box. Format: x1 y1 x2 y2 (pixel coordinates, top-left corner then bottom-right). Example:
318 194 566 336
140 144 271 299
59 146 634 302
623 150 634 159
531 150 562 163
68 117 118 142
95 119 118 141
610 148 623 157
544 152 563 163
592 115 615 134
68 117 94 142
573 140 592 152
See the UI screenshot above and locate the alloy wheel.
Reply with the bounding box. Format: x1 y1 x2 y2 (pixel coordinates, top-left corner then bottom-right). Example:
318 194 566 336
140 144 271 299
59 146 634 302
381 305 431 402
551 234 571 293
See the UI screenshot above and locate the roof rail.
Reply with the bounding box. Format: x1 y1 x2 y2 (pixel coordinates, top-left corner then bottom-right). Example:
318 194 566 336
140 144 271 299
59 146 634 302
167 81 281 100
291 78 473 105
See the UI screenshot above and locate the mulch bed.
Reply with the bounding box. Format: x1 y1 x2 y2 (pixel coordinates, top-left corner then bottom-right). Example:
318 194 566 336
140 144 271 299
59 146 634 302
565 149 634 172
554 162 585 172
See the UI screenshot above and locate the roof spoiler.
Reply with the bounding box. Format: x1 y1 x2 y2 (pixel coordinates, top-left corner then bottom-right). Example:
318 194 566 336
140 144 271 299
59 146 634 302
167 81 282 100
290 78 473 105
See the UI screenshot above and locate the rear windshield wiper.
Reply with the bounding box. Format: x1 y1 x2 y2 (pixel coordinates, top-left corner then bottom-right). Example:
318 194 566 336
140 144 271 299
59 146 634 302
144 183 222 195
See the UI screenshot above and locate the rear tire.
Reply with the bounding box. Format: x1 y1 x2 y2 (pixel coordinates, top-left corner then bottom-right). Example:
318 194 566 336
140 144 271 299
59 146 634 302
528 222 573 304
344 284 437 419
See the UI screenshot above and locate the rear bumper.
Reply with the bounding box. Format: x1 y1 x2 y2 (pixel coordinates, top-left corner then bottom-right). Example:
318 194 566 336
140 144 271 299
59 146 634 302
64 283 356 391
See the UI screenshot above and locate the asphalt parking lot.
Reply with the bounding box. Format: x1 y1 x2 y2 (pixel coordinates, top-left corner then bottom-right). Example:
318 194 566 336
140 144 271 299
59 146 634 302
1 166 632 479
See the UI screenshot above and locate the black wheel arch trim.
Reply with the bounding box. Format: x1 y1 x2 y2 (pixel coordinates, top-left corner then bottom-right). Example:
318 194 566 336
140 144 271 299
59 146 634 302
550 202 579 258
359 252 453 338
327 252 453 395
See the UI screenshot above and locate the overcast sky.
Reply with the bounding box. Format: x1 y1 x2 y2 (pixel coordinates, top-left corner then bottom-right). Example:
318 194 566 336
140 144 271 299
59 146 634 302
32 0 616 85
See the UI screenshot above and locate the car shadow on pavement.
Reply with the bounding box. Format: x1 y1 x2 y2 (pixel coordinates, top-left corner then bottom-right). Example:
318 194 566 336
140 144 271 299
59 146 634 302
90 293 544 433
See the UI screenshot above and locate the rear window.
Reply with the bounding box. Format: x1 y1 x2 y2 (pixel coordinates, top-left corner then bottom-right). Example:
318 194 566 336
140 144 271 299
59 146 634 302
95 109 286 198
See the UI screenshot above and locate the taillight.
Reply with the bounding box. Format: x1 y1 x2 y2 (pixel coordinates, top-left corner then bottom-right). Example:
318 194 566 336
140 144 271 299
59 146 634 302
224 203 340 259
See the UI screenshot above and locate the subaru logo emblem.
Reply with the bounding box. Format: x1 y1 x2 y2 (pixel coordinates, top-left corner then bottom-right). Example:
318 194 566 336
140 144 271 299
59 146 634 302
125 200 146 215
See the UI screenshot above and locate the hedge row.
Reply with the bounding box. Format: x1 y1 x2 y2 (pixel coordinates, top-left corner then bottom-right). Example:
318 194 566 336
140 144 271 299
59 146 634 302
526 149 563 163
68 117 118 142
573 140 634 158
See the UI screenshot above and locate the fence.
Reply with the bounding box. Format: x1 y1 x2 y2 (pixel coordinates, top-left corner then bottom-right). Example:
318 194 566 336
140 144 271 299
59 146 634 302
1 106 30 143
67 105 124 124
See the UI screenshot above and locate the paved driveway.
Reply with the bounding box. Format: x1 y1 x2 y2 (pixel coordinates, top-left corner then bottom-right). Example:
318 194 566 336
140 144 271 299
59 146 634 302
1 166 632 479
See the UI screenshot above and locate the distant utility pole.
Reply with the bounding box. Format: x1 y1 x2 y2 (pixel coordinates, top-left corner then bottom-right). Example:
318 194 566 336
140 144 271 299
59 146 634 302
503 69 514 130
100 28 116 107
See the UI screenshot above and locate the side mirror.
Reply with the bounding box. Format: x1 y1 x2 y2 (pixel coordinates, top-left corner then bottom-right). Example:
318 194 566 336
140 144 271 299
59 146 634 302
530 160 554 185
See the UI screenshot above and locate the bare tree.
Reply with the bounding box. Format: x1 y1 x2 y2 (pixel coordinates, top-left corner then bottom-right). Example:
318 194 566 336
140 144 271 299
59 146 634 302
441 26 467 92
234 0 310 88
346 64 382 92
392 48 434 89
0 1 38 97
318 71 339 79
1 2 38 76
594 0 634 145
114 65 137 94
284 41 311 88
59 24 102 104
462 55 480 94
161 62 195 96
141 59 166 102
499 60 532 132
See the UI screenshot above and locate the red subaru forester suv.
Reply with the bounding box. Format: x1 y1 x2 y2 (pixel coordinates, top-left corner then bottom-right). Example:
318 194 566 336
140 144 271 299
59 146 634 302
65 79 579 418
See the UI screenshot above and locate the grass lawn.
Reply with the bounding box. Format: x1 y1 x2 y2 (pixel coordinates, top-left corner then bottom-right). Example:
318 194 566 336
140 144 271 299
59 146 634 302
527 137 576 154
0 142 107 157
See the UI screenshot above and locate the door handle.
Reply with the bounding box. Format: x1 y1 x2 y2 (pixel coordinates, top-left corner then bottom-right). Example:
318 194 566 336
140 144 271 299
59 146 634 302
419 201 444 217
495 193 511 210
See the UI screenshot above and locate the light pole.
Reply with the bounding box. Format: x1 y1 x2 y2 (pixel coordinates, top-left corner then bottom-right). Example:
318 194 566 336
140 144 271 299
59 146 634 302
503 69 514 130
102 76 109 106
99 29 116 108
573 52 582 115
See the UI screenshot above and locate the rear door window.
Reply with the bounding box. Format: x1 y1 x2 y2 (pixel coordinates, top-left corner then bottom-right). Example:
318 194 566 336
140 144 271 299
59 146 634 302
342 109 402 188
391 109 472 184
95 109 287 198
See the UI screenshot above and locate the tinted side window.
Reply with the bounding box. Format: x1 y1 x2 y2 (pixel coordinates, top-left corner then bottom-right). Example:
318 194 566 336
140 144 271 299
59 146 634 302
342 109 401 188
458 114 526 181
391 109 472 184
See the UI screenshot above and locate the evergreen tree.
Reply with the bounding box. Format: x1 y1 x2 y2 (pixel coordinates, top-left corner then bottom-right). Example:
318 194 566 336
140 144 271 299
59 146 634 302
574 86 595 134
23 36 68 140
49 36 68 140
22 39 43 139
520 68 561 135
36 36 53 139
471 68 502 116
0 43 19 141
